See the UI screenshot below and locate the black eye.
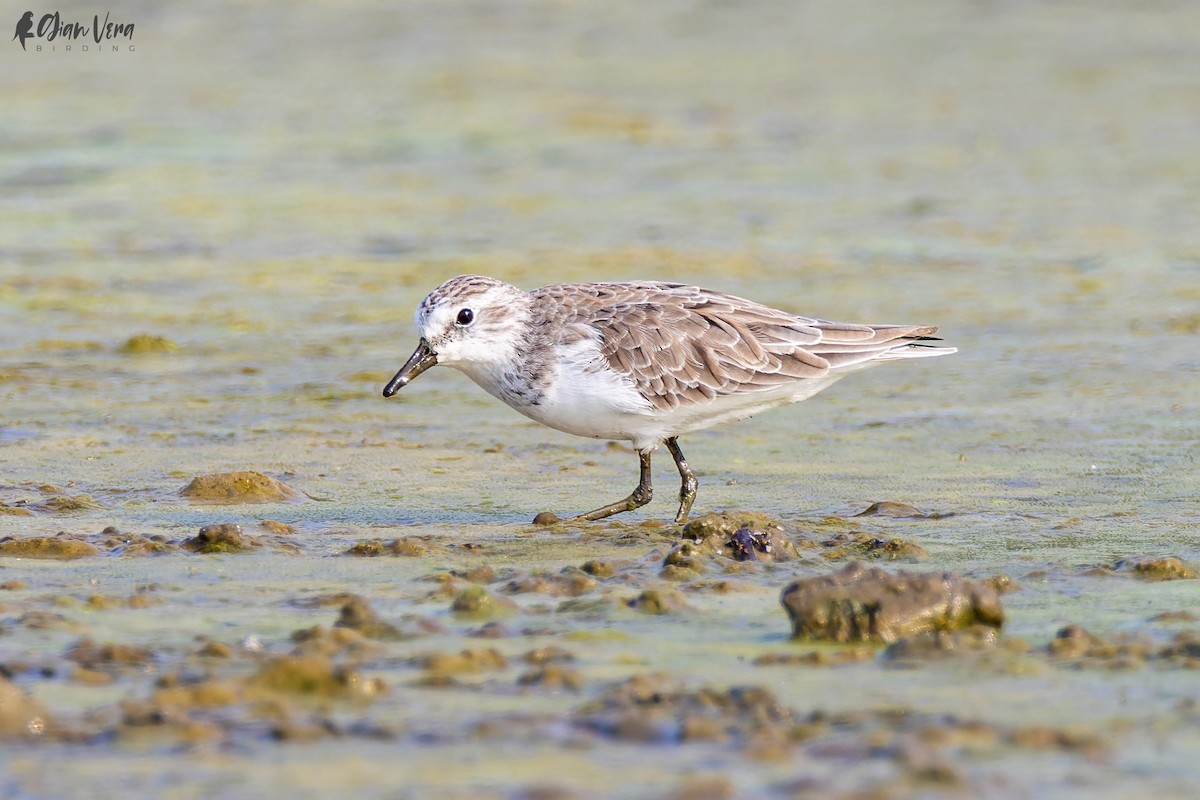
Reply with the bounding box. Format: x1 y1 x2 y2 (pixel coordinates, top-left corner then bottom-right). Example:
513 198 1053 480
456 308 475 326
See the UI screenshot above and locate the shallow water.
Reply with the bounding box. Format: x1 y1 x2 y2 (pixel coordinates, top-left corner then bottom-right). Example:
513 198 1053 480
2 1 1199 798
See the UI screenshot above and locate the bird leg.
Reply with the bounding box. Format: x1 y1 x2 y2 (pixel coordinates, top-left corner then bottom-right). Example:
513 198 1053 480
664 437 698 524
572 449 654 522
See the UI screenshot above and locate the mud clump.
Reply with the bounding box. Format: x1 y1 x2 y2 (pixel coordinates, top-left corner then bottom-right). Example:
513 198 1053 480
628 588 690 615
29 494 104 514
0 501 34 517
118 334 178 354
182 523 256 554
518 664 585 691
780 562 1005 643
0 535 99 559
575 673 794 746
1116 556 1197 581
180 471 300 503
65 638 155 672
332 595 404 640
345 536 446 557
882 626 1002 663
248 654 383 701
670 510 798 570
819 532 928 562
415 648 508 676
450 586 518 619
854 501 935 518
505 569 597 597
754 648 876 667
682 510 782 542
580 559 617 578
0 676 50 740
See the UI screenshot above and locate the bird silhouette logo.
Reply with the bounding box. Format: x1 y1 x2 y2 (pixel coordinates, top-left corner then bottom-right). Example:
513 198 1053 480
13 11 34 50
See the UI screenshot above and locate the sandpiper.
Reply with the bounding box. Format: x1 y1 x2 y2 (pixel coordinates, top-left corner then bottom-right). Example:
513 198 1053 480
383 275 955 523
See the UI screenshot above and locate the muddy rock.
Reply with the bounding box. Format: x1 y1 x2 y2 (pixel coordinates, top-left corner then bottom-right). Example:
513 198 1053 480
182 523 256 553
854 501 930 518
65 638 155 670
518 664 585 691
575 673 794 745
0 535 99 559
248 654 383 700
1159 632 1200 668
118 333 178 354
111 533 181 556
753 647 876 667
333 595 404 639
629 588 690 615
345 536 446 557
29 494 104 514
581 559 617 578
258 519 295 535
883 625 1001 662
416 648 508 675
195 640 234 659
1045 625 1156 668
819 532 929 562
780 562 1005 643
0 676 49 740
1114 556 1197 581
671 511 798 569
450 586 518 619
180 471 301 503
506 570 597 597
0 501 34 517
663 776 737 800
523 645 576 664
153 679 241 710
290 625 378 657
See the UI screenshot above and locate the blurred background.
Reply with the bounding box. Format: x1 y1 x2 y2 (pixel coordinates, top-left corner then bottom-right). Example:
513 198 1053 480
2 0 1196 522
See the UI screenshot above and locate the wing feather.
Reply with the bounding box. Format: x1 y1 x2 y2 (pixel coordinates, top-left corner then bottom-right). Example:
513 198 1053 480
534 282 942 412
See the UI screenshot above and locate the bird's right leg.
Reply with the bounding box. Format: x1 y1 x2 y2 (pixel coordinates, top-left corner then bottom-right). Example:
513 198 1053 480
664 437 698 523
571 449 654 522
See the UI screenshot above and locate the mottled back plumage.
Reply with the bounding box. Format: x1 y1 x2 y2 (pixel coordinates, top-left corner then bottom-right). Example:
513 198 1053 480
531 281 944 412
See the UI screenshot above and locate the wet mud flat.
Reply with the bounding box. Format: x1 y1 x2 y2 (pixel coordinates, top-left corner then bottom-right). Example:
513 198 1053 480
4 0 1200 796
2 487 1198 799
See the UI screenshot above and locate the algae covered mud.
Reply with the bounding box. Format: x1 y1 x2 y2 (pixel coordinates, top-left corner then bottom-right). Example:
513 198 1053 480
2 1 1199 797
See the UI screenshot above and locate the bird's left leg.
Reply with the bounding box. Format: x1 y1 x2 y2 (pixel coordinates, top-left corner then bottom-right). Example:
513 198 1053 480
571 448 655 522
664 437 698 524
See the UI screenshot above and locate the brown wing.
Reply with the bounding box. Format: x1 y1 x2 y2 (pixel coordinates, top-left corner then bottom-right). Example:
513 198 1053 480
536 282 939 412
